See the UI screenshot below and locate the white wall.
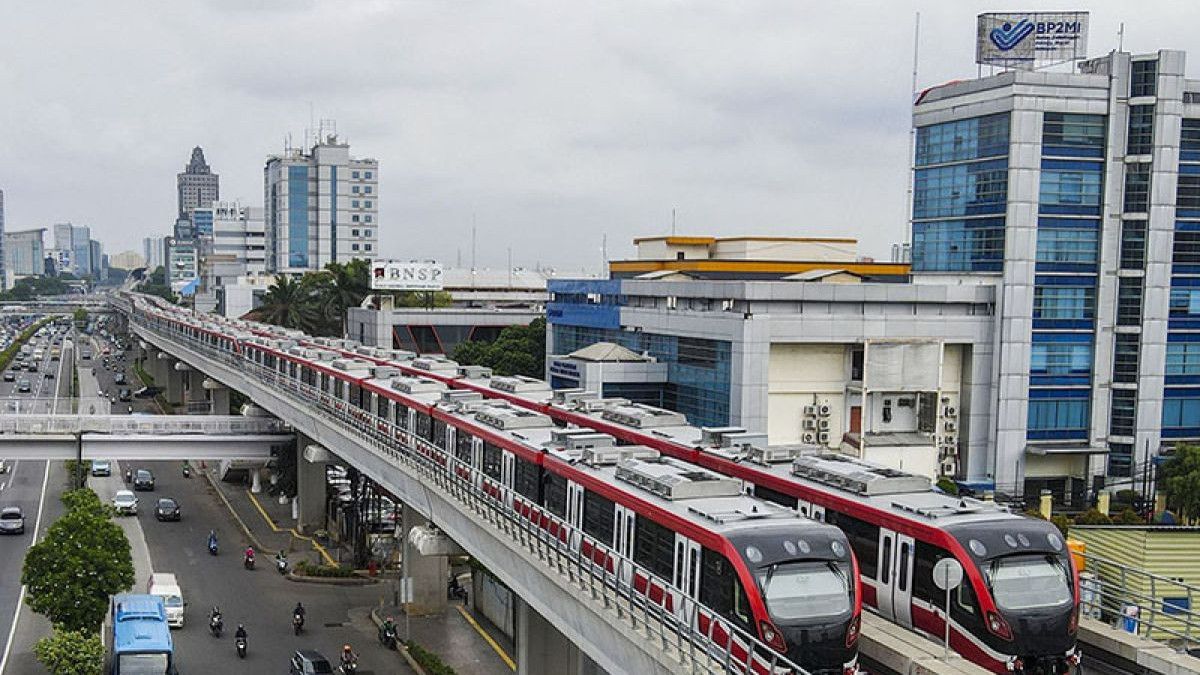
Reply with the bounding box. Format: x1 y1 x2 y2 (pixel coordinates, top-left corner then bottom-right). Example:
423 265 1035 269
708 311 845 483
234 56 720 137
768 343 845 446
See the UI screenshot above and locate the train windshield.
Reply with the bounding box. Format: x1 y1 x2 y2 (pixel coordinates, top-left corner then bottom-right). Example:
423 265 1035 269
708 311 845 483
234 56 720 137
756 561 851 621
986 554 1072 611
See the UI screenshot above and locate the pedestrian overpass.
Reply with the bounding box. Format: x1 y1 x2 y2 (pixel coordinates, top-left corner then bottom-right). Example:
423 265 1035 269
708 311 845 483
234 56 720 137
0 414 290 460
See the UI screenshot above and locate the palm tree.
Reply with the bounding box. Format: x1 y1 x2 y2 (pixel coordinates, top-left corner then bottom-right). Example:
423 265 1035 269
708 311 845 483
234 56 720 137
321 259 372 337
248 276 322 334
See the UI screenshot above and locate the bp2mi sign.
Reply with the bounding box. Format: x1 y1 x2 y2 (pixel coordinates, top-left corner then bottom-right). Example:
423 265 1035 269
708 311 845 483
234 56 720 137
976 12 1089 68
371 260 444 291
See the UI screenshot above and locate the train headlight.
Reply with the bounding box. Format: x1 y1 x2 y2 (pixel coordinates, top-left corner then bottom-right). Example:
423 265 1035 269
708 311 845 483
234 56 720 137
986 611 1013 641
845 614 861 647
759 620 787 652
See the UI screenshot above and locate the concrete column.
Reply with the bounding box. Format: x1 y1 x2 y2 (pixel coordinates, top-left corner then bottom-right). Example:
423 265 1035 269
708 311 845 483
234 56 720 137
165 362 185 406
209 386 231 416
402 503 448 616
184 372 206 411
516 596 587 675
295 435 329 533
152 350 170 387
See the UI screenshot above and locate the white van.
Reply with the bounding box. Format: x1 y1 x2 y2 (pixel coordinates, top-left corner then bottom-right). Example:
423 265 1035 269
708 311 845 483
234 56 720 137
146 572 185 627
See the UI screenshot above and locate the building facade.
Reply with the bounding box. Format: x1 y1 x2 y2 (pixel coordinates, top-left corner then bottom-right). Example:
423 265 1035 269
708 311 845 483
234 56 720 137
177 147 219 220
910 49 1200 499
264 135 379 274
4 228 44 279
143 236 165 271
110 250 145 270
0 190 7 290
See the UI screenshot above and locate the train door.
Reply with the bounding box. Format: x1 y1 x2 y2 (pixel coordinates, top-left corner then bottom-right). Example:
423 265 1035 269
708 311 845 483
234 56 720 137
501 451 515 508
876 529 915 627
613 506 635 582
672 535 701 624
566 481 585 549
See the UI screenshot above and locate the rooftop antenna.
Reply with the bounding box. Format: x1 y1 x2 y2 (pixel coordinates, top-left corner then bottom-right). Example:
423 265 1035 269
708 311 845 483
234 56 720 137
471 214 477 273
601 233 608 277
671 208 676 236
903 11 920 248
1118 22 1125 52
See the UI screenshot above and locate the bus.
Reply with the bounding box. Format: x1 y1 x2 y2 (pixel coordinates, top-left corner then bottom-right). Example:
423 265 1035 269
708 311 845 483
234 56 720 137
110 594 176 675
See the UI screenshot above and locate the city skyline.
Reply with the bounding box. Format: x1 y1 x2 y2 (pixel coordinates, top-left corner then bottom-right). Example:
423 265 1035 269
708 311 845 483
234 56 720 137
3 2 1200 272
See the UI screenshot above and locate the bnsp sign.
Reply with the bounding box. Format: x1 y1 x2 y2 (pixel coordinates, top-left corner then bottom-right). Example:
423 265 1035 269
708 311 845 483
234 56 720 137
976 12 1088 68
370 261 444 291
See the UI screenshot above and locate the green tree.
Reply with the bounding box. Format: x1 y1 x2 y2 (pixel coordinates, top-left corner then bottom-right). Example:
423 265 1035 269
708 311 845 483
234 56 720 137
72 308 88 326
1162 444 1200 522
248 275 323 334
140 266 177 304
22 489 134 632
34 628 104 675
451 318 546 379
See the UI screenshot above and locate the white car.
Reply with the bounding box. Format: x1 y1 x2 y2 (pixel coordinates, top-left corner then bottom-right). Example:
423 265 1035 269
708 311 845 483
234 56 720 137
112 490 138 516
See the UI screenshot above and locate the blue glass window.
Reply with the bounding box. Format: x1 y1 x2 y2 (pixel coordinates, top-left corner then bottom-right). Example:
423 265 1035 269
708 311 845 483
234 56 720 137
1124 163 1151 212
1027 395 1090 434
913 160 1008 219
911 218 1005 272
1033 285 1095 320
1170 288 1200 316
1162 397 1200 432
1036 227 1098 264
1042 113 1105 157
1031 341 1093 374
1166 343 1200 375
1177 173 1200 210
287 166 309 268
1127 105 1155 155
1182 119 1200 161
1039 162 1103 215
915 114 1010 166
1130 59 1157 98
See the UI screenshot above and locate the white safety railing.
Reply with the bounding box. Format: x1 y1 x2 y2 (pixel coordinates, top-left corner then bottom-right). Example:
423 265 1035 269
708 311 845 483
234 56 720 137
1081 551 1200 652
0 414 289 436
131 314 813 675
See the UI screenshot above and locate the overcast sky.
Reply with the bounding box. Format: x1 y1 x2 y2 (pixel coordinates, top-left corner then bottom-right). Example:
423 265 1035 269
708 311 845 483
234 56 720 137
0 1 1195 274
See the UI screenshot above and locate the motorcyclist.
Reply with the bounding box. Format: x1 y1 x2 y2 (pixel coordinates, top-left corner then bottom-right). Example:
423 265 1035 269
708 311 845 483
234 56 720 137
340 644 358 667
244 546 255 561
207 530 218 550
235 624 247 641
294 602 306 620
209 606 223 633
274 550 288 569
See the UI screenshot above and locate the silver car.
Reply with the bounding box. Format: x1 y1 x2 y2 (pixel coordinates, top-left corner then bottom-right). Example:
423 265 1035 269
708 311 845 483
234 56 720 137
91 460 112 477
112 490 138 516
0 506 25 535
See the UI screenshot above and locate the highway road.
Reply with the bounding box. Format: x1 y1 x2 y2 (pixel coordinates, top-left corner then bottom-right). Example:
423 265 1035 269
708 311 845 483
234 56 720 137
0 320 74 674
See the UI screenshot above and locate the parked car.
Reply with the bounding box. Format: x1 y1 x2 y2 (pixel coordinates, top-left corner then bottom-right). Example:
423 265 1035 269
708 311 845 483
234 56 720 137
154 498 180 521
112 490 138 515
91 459 112 477
133 469 155 491
289 650 334 675
0 506 25 535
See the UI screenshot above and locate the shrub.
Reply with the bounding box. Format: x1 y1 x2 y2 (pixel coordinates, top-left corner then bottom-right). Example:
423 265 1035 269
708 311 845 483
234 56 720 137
1073 508 1112 526
935 477 959 495
294 560 356 578
1113 507 1145 525
1049 514 1071 537
405 640 458 675
34 628 104 675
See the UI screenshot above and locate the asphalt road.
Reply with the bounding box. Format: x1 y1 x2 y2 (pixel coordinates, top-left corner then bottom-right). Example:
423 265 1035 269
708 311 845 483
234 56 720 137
0 322 74 674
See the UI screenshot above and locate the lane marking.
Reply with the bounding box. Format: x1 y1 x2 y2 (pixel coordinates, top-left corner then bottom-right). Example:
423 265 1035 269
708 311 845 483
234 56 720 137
0 331 69 673
244 489 338 566
455 604 517 671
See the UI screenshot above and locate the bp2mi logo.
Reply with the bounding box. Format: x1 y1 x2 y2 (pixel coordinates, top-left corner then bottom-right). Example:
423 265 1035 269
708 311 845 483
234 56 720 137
989 18 1034 51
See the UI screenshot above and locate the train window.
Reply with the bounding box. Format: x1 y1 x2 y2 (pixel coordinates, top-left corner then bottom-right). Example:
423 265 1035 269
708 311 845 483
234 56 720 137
432 420 448 449
321 373 330 392
752 484 798 509
376 395 389 419
956 579 978 616
543 472 567 518
700 548 753 632
334 379 345 399
881 537 892 584
482 442 503 480
513 456 541 502
455 431 474 464
582 490 615 545
826 511 879 578
395 404 409 429
914 542 952 604
898 543 910 591
350 384 365 409
415 413 432 441
633 515 674 580
301 367 315 387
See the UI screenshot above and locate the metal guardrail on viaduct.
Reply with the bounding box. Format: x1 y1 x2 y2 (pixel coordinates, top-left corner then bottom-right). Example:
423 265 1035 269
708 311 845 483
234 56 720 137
117 298 808 675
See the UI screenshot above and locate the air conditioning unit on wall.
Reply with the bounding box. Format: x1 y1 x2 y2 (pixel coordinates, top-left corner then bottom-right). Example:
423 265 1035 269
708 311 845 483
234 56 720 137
803 405 817 416
818 404 831 417
818 432 830 444
803 419 817 430
943 406 957 417
802 432 817 444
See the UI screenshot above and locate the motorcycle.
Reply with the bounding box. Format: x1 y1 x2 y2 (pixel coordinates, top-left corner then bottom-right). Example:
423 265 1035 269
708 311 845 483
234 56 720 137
378 623 398 650
209 615 223 637
208 539 218 556
339 659 357 674
243 552 255 570
275 555 289 575
448 574 468 603
235 636 247 659
182 464 191 478
293 612 304 636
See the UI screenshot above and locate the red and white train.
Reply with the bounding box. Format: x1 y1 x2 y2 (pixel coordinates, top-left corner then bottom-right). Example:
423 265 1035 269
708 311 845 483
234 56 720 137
127 294 863 675
204 315 1082 675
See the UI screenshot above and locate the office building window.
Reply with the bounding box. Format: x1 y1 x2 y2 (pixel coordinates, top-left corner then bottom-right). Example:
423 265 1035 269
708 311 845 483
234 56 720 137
1120 221 1146 269
1166 342 1200 375
1033 285 1095 320
351 229 359 237
1114 333 1140 383
1127 105 1155 155
365 244 372 251
352 186 360 194
1183 119 1200 159
286 165 309 269
1130 59 1158 98
365 171 373 179
915 113 1010 166
1162 396 1200 432
1174 230 1200 265
352 244 359 251
1117 277 1144 326
1108 443 1133 478
352 200 360 208
1042 113 1106 156
1171 288 1200 316
1036 226 1098 264
365 200 372 207
1177 173 1200 210
914 160 1008 219
365 186 372 194
364 229 372 237
1110 389 1137 437
1124 163 1151 212
1030 340 1093 375
1039 163 1103 214
1027 394 1090 433
365 215 373 222
352 215 360 223
352 171 360 179
911 218 1005 272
